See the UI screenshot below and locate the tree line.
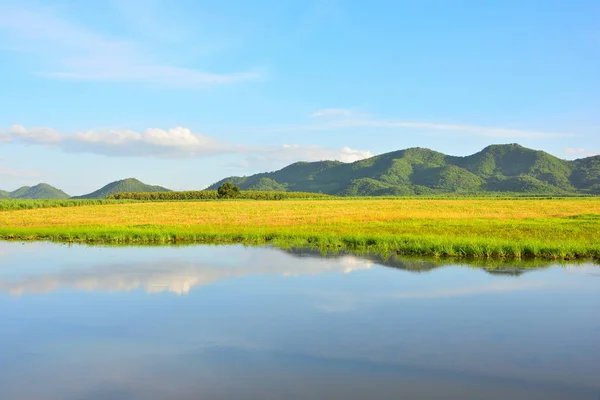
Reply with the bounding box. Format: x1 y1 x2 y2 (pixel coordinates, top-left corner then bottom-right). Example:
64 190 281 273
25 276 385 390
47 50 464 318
107 184 330 200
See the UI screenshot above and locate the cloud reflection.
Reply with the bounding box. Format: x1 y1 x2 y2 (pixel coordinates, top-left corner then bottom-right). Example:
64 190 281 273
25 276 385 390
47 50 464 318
0 254 373 296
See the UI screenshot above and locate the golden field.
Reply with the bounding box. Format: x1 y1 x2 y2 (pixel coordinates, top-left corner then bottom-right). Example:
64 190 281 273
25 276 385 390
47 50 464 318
0 198 599 259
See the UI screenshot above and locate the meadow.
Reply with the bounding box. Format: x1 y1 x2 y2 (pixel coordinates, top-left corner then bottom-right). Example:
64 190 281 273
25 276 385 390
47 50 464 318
0 198 599 260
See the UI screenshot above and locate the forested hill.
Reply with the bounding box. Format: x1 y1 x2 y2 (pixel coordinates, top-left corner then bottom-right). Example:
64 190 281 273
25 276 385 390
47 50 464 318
72 178 171 199
207 144 600 196
0 183 70 199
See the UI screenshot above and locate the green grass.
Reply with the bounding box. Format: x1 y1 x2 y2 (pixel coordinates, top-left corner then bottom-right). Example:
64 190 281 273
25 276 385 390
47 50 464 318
1 224 598 261
0 199 138 211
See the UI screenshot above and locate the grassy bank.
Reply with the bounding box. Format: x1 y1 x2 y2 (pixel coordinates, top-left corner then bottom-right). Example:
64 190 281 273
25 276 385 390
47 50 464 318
0 199 599 260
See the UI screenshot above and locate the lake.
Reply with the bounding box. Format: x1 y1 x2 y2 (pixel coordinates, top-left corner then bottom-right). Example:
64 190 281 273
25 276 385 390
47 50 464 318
0 242 598 400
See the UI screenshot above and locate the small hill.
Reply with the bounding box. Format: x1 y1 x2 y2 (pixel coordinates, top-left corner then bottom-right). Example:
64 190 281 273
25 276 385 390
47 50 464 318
207 144 600 196
571 156 600 193
10 186 32 198
72 178 171 199
0 183 70 199
13 183 70 199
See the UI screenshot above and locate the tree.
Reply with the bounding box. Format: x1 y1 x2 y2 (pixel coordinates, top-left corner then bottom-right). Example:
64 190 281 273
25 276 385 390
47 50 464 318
217 182 241 199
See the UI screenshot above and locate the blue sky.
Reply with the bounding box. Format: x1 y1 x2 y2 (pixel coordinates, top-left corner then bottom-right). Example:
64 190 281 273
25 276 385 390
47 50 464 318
0 0 598 195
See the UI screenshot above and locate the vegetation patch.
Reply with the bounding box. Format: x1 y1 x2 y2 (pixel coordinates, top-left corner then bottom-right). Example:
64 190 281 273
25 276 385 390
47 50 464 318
0 199 138 211
107 189 331 200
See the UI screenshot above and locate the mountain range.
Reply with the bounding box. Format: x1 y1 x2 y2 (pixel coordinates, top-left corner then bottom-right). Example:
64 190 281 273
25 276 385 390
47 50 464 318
0 183 70 200
1 178 171 200
208 144 600 195
2 145 599 199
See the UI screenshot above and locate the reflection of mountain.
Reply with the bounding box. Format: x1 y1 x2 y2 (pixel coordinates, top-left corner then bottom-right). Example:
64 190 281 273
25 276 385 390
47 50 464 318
281 248 560 276
284 248 442 272
0 253 374 296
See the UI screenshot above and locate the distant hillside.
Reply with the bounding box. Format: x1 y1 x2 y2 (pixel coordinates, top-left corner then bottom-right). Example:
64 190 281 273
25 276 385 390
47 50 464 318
72 178 171 199
0 183 70 199
208 144 600 196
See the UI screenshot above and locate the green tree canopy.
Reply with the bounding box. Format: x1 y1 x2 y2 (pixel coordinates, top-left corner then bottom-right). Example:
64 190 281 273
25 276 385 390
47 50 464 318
217 182 241 199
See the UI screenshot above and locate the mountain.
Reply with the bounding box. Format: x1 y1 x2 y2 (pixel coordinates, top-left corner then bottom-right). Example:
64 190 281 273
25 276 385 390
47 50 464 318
9 186 32 198
72 178 171 199
207 144 600 196
0 183 70 199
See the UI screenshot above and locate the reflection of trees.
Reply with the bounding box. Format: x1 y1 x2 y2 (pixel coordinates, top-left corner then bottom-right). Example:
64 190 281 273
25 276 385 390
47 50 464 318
1 245 594 296
281 247 569 276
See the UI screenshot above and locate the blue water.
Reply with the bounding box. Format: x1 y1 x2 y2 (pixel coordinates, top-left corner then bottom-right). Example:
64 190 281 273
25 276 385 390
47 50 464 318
0 242 599 399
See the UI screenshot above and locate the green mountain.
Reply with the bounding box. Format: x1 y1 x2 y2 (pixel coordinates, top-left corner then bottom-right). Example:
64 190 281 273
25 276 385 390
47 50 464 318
72 178 171 199
207 144 600 196
10 186 32 198
0 183 70 199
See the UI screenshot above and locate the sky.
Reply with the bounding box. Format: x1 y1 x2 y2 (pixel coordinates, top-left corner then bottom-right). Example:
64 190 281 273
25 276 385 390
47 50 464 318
0 0 598 195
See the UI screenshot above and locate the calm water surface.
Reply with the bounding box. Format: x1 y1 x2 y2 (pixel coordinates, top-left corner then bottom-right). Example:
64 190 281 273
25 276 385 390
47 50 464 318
0 242 599 400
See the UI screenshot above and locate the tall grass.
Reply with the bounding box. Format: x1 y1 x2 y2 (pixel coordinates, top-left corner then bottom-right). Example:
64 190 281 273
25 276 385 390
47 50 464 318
0 199 138 211
0 226 598 260
107 190 331 200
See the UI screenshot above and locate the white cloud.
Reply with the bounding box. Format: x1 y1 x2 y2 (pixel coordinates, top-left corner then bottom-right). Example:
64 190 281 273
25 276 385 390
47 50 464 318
565 147 600 157
73 129 141 145
2 125 372 165
227 144 373 172
359 121 567 139
4 125 229 157
310 108 370 119
42 67 259 86
338 146 374 163
10 125 61 144
0 4 258 86
143 127 219 148
0 129 9 143
289 110 571 139
281 144 373 163
0 165 42 179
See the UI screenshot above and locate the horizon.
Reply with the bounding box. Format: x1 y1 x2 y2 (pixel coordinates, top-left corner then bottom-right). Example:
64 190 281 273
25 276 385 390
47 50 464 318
1 142 597 196
1 1 598 194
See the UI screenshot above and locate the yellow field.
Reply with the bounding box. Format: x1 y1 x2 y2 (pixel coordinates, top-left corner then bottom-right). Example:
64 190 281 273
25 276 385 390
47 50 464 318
1 199 598 227
1 199 599 258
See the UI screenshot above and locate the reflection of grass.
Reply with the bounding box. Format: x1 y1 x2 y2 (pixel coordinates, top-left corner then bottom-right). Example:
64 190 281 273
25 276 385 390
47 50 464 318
282 247 596 274
0 199 599 260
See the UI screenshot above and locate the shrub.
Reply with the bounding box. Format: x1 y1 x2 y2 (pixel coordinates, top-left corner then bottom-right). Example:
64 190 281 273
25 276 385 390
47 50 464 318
217 183 241 199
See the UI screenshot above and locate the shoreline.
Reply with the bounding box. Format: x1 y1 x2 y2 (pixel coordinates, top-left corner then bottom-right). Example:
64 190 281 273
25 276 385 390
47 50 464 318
1 227 598 261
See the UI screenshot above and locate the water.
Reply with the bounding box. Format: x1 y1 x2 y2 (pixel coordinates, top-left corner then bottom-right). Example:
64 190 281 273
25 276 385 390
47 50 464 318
0 242 598 400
